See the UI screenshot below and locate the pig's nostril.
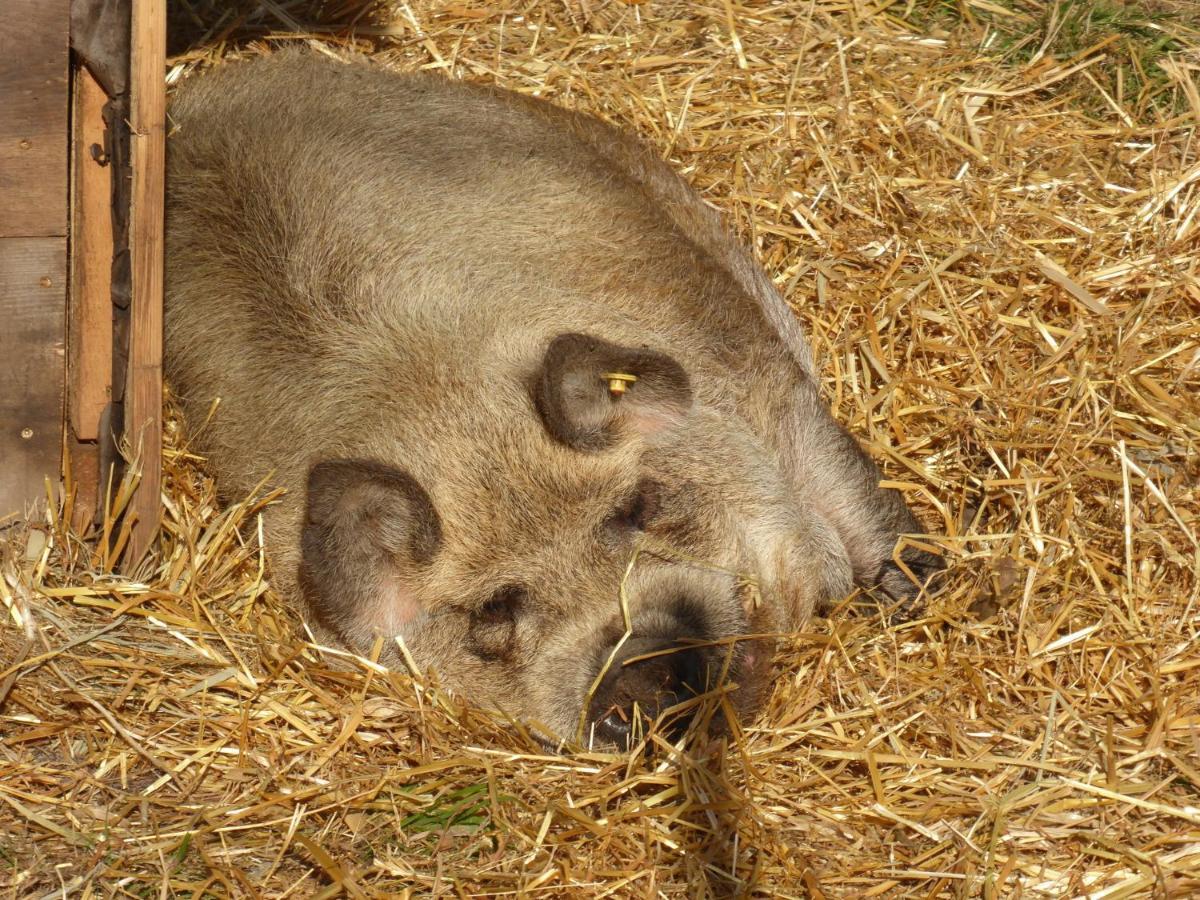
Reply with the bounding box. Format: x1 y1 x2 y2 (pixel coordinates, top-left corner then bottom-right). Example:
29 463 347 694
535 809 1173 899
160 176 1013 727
592 708 634 747
671 646 706 696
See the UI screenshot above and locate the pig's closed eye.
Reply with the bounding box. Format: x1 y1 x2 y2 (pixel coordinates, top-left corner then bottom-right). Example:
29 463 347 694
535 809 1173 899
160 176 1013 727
469 585 525 661
604 479 660 534
475 585 525 625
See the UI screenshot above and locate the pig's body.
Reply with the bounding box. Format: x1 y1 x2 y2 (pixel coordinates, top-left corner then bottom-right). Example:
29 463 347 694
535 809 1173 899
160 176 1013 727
166 52 937 746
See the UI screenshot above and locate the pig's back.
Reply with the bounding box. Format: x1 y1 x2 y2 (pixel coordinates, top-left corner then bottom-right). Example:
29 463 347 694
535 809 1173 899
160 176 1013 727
164 51 807 500
167 50 808 353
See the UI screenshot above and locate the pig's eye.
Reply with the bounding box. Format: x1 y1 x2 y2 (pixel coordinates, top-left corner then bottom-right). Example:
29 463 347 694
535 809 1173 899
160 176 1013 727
476 585 524 625
469 585 525 660
604 479 660 534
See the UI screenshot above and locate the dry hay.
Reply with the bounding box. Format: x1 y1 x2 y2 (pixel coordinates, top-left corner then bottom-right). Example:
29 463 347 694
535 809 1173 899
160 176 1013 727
4 1 1200 896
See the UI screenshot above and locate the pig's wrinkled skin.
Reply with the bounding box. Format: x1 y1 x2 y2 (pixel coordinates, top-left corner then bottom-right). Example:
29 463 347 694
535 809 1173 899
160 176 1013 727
165 51 939 747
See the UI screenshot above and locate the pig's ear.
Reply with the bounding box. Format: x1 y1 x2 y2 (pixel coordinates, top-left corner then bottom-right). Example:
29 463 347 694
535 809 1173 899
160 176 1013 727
299 459 441 633
533 333 693 451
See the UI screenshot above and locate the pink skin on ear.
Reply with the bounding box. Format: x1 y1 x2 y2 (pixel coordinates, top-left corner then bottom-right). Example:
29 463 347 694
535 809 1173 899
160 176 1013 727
375 573 424 634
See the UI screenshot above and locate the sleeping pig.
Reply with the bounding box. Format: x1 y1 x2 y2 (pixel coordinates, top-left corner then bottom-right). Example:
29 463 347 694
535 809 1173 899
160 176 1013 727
164 50 939 748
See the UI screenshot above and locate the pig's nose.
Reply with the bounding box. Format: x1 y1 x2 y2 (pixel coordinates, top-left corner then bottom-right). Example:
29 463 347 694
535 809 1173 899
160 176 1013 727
586 636 708 748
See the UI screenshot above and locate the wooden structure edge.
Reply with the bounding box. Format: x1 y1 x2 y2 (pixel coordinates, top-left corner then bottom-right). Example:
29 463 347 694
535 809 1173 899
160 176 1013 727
2 0 165 567
124 0 166 561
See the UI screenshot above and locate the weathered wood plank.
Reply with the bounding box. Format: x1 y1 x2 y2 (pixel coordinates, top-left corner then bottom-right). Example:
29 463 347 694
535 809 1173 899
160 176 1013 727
0 0 70 239
0 0 68 517
125 0 166 558
69 65 113 444
66 438 102 533
0 238 67 520
67 65 116 528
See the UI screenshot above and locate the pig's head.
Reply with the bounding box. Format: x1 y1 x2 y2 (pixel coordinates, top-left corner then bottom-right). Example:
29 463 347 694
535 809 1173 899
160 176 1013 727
298 332 846 749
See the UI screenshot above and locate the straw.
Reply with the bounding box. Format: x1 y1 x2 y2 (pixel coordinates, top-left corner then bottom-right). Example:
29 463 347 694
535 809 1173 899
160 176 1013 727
3 1 1198 895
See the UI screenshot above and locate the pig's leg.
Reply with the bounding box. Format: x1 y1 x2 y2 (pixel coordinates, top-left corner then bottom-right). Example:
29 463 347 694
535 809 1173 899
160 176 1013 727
779 382 943 611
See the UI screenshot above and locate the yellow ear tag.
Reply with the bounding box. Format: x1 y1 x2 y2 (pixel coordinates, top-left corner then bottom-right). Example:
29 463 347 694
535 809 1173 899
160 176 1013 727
602 372 638 398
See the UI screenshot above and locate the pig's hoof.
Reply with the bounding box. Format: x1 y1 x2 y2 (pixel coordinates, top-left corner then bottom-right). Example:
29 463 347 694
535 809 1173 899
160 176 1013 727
855 550 945 622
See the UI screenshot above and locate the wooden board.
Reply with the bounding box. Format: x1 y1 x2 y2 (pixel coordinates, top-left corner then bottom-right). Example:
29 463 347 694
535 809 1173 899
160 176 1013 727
0 0 70 239
125 0 166 558
0 238 67 520
66 437 103 533
0 0 68 518
69 66 114 444
67 65 116 528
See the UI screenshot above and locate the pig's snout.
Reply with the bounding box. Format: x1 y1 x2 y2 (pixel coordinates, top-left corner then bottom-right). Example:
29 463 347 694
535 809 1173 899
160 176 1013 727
586 635 715 748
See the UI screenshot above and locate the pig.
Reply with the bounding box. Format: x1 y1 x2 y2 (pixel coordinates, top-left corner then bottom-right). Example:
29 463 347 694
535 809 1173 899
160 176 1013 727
164 50 940 749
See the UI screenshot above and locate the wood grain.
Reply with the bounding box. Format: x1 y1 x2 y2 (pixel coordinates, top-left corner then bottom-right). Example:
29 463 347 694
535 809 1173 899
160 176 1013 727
66 438 103 532
69 66 113 444
0 0 68 517
0 238 67 519
67 66 117 527
125 0 166 558
0 0 70 238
